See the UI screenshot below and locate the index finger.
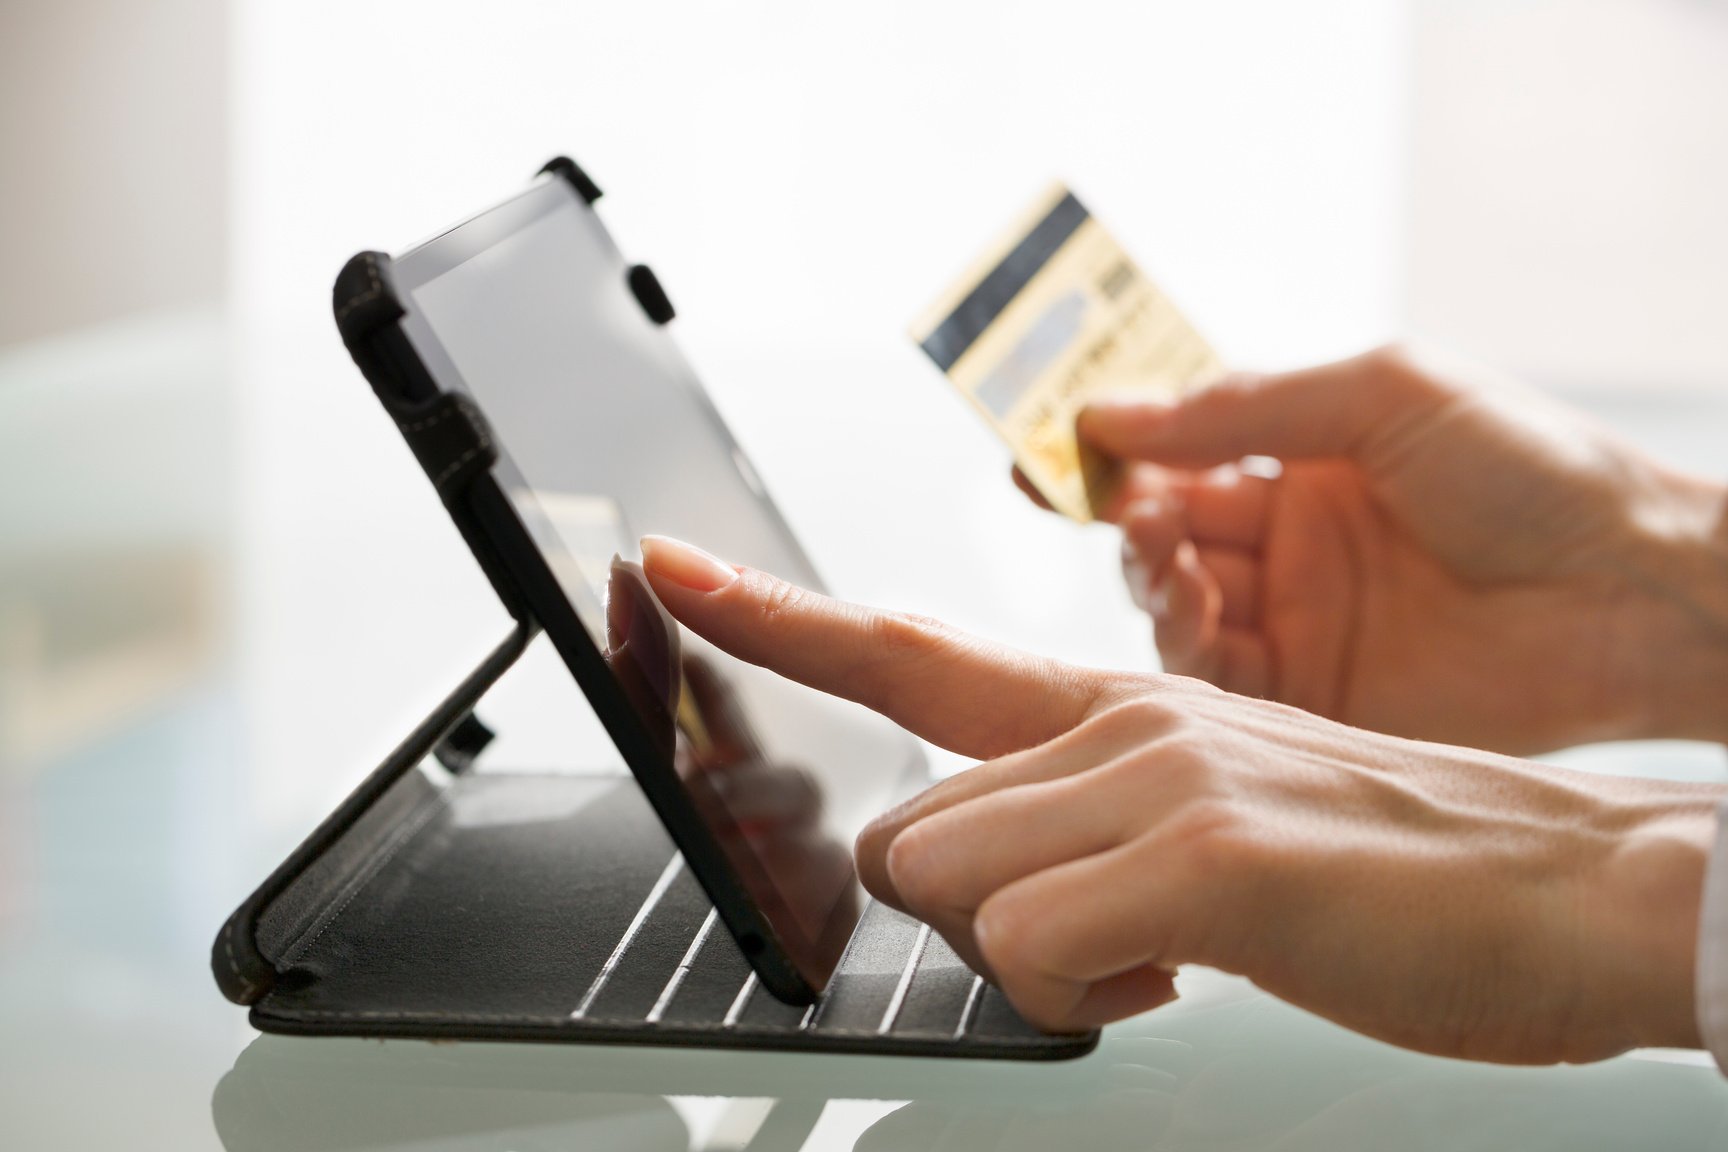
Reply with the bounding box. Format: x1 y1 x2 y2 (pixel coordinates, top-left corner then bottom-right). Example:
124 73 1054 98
640 535 1121 759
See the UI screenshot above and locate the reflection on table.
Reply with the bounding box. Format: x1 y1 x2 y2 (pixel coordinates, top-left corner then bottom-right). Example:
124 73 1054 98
214 969 1728 1152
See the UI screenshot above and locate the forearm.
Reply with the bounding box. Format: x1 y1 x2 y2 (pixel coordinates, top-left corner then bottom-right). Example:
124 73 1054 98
1618 468 1728 742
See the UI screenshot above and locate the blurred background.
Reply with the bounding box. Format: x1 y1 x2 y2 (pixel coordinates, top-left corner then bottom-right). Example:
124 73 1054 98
2 0 1726 1146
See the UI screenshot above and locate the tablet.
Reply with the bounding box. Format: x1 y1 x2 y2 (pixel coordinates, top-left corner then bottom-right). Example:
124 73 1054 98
350 169 921 1002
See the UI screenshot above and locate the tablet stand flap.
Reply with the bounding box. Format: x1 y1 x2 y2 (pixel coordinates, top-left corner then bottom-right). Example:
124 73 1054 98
243 765 1095 1061
210 623 533 1006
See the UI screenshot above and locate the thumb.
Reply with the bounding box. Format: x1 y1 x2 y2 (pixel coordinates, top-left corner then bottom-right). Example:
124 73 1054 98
1078 346 1451 469
639 536 1121 759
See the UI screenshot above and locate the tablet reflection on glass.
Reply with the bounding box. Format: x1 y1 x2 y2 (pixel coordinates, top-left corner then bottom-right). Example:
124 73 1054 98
519 489 858 977
601 558 856 968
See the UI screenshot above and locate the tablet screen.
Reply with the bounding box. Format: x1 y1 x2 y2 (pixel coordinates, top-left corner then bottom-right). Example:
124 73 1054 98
392 178 917 991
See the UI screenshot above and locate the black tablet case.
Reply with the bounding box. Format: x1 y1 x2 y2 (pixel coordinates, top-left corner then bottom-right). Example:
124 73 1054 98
209 158 1095 1061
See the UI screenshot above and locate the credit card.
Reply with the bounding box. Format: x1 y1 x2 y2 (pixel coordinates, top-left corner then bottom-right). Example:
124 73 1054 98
910 183 1222 522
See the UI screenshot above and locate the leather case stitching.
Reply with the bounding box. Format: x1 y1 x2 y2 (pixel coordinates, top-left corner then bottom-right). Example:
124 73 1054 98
277 785 456 968
334 257 384 321
220 916 261 996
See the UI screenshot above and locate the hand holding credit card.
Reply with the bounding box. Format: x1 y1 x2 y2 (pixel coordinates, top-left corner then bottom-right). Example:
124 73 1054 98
910 183 1222 522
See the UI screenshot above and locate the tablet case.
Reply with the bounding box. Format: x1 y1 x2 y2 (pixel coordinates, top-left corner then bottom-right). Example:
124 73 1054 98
209 157 1095 1061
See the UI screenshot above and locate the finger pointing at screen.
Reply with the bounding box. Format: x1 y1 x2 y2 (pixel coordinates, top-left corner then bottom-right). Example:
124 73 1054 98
639 533 1718 1062
639 534 1130 762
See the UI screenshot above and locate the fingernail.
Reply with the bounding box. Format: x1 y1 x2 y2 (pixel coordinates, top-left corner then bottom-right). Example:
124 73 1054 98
1082 393 1176 420
1078 396 1176 446
1147 571 1175 621
1091 388 1176 410
1121 538 1151 611
1122 497 1166 525
972 911 994 958
640 535 739 593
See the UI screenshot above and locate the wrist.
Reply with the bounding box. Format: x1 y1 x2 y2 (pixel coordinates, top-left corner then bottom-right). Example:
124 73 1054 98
1593 800 1718 1052
1616 469 1728 742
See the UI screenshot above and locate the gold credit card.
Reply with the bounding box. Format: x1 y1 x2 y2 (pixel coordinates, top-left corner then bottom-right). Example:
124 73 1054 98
910 183 1222 522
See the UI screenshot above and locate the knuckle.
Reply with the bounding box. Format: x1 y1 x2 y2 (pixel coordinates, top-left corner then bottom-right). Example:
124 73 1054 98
1073 670 1153 717
867 610 957 662
1362 341 1414 374
1364 341 1452 404
1086 758 1175 822
1156 724 1210 768
1155 669 1224 701
1087 692 1177 741
1203 370 1264 404
757 578 812 626
1161 799 1257 876
1143 669 1206 696
1096 733 1213 802
1054 661 1115 716
1185 371 1263 422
